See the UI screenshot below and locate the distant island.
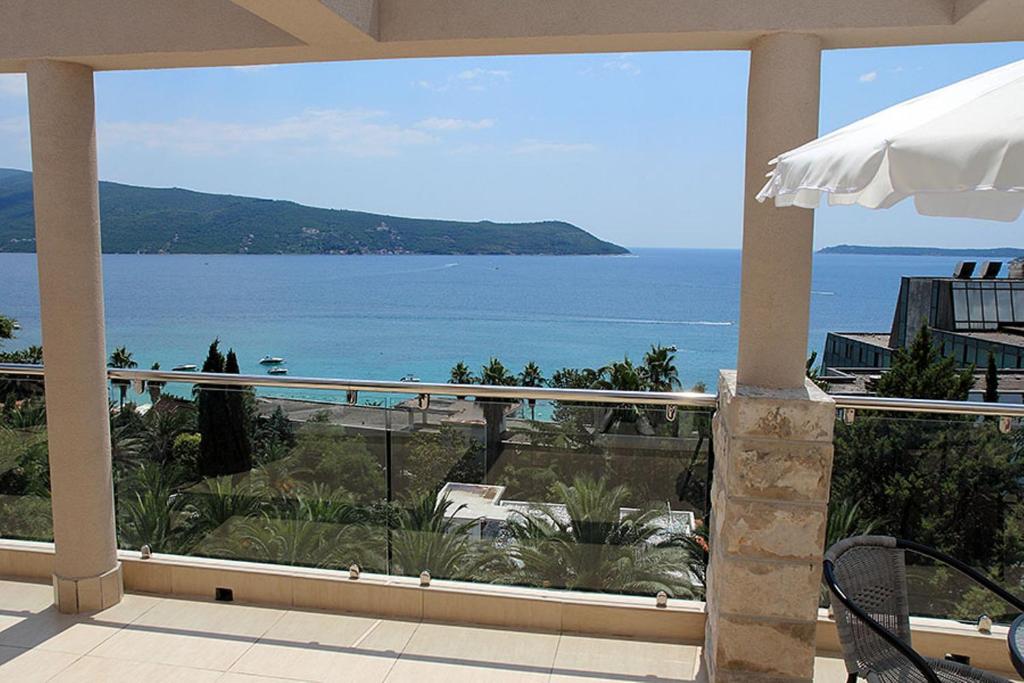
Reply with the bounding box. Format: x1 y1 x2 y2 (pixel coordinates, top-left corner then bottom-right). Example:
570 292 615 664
0 168 627 256
819 244 1024 258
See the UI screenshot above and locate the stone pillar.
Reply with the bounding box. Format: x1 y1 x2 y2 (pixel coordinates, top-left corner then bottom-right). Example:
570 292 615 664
703 33 829 682
27 60 123 613
702 373 834 683
735 33 821 390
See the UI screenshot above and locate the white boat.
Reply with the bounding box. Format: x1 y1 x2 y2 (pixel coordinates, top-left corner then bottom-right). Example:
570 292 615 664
259 356 285 365
267 367 288 375
399 374 420 382
171 364 197 372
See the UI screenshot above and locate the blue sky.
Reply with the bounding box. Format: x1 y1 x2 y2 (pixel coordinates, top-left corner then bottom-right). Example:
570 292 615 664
0 41 1022 249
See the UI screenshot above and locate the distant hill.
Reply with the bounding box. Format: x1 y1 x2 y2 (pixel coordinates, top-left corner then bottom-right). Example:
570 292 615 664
819 244 1024 258
0 168 627 256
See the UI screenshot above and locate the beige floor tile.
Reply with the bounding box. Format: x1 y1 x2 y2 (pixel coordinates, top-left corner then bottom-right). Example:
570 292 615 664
0 578 52 609
813 655 850 682
550 635 699 683
88 598 286 670
0 593 160 654
0 644 80 682
231 612 417 683
49 654 223 682
220 673 313 683
128 596 286 637
403 622 559 667
384 659 550 682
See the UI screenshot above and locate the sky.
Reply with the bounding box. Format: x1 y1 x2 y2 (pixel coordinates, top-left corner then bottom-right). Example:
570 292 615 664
0 41 1022 250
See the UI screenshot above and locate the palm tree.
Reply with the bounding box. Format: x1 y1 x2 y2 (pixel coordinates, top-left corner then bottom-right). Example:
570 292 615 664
641 345 680 392
108 346 137 408
592 357 646 432
519 361 545 420
116 461 191 553
479 358 517 474
390 492 500 580
505 476 698 598
146 362 166 404
449 361 477 385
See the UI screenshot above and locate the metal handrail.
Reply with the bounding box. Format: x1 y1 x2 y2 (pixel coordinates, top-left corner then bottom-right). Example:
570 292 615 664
0 363 717 408
5 362 1024 416
831 394 1024 418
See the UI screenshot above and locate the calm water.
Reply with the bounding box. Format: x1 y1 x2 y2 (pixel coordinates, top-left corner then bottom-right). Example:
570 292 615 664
0 249 965 389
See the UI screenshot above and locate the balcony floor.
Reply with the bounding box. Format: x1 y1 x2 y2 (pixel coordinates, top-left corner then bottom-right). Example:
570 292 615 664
0 578 849 682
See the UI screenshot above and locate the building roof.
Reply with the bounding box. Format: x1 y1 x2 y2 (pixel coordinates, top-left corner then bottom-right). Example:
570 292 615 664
1 1 1023 73
829 332 893 349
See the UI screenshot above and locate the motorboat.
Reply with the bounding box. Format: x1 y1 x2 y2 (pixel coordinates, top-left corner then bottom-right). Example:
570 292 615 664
399 374 420 382
267 367 288 375
171 364 198 372
259 356 285 365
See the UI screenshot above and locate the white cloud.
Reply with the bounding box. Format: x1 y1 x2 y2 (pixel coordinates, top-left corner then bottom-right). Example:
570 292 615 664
603 55 641 76
415 117 495 131
0 74 26 98
99 109 438 158
513 139 597 155
228 64 279 72
416 68 511 93
859 70 878 83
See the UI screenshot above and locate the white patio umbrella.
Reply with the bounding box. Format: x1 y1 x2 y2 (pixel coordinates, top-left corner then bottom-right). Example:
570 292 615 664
756 58 1024 222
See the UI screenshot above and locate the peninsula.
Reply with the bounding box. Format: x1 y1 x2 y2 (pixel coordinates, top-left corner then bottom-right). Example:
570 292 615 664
818 244 1024 258
0 168 627 256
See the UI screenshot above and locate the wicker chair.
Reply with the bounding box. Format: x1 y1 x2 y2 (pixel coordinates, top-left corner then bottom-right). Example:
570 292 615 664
823 536 1024 682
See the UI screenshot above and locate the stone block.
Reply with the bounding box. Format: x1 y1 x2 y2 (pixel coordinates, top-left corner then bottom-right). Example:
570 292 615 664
710 554 821 621
717 371 834 442
715 498 826 562
706 612 816 680
726 438 832 503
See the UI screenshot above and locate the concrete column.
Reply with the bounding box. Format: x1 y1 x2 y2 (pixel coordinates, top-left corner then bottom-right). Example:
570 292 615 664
736 33 821 390
702 34 830 683
27 60 123 613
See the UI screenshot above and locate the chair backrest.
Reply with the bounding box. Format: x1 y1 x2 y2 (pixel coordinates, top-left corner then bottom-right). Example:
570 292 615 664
825 535 914 678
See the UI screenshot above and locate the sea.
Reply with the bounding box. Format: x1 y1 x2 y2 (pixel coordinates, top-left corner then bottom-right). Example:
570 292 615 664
0 249 966 392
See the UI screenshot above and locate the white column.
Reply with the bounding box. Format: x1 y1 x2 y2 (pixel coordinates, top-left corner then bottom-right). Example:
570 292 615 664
702 34 831 683
736 33 822 390
27 60 123 613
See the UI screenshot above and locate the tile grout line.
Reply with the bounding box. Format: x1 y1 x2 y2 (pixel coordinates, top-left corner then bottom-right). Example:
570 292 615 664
350 618 383 649
76 594 165 658
547 631 564 683
379 616 424 683
43 652 85 682
222 605 290 675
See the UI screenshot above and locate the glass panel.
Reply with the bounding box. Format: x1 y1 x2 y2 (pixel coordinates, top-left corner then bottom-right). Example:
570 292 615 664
997 288 1014 322
981 286 998 324
831 411 1024 623
112 380 388 572
0 375 51 541
952 284 969 324
1014 285 1024 323
387 394 711 599
967 285 984 323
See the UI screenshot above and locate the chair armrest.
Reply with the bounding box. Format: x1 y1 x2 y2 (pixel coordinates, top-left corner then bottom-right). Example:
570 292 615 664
897 539 1024 614
824 559 942 683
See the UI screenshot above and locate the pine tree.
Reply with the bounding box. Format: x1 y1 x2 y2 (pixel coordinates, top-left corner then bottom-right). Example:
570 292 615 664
874 325 974 400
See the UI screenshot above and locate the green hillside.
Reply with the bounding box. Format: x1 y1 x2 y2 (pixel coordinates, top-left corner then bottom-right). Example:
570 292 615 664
0 168 627 256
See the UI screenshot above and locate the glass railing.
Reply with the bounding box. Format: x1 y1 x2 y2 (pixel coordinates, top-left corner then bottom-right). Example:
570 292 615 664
78 366 715 600
0 375 51 542
829 407 1024 624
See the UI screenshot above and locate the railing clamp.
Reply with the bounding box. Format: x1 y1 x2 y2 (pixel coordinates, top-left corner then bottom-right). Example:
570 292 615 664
418 393 430 410
346 390 358 405
842 408 856 425
999 416 1013 434
665 405 677 423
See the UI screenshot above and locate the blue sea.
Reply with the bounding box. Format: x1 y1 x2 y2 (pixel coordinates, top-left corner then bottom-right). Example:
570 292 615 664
0 249 966 389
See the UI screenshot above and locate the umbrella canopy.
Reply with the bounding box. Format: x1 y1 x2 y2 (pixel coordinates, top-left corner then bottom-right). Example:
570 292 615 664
757 59 1024 222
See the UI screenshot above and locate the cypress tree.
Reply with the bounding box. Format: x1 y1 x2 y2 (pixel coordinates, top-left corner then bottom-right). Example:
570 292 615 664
984 350 999 403
196 340 252 476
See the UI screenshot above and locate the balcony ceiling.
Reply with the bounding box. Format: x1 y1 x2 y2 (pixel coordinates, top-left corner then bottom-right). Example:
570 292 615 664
0 0 1022 73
